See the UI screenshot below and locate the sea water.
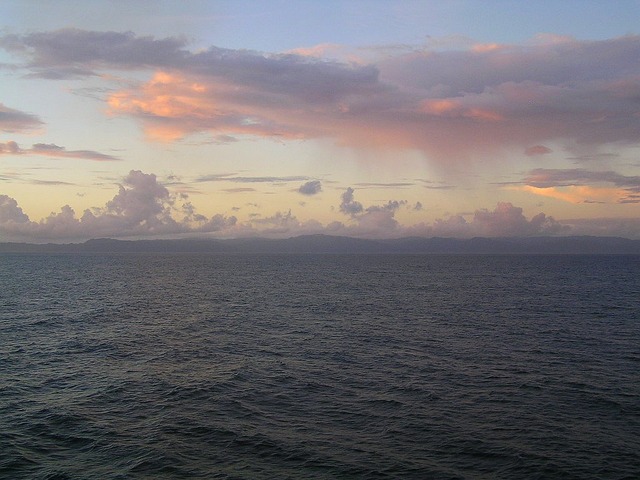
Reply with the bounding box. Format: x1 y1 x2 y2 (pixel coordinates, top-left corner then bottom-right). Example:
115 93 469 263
1 253 639 479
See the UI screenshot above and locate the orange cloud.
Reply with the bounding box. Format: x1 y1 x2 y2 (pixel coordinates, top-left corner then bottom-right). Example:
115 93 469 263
421 99 459 115
108 72 215 118
518 185 626 204
108 72 310 142
524 145 552 156
471 43 502 53
89 33 640 163
286 43 342 58
464 108 504 121
420 99 503 121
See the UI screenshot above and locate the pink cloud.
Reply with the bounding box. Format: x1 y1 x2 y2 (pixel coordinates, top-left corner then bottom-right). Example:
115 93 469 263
520 168 640 203
107 71 314 141
336 189 408 237
472 202 566 237
403 203 569 238
524 145 552 156
333 190 568 238
5 29 640 164
518 185 627 204
0 141 20 154
285 43 343 58
111 35 640 162
471 43 502 53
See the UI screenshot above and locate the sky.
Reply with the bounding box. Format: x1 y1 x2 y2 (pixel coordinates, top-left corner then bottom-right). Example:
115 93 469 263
1 0 639 242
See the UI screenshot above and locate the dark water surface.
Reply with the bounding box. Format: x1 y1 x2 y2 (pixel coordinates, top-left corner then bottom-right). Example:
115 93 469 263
1 254 639 479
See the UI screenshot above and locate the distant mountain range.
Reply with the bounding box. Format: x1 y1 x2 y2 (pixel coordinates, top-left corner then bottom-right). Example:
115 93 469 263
1 235 640 254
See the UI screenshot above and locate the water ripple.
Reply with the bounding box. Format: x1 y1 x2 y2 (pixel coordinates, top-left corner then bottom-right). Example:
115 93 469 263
1 254 639 479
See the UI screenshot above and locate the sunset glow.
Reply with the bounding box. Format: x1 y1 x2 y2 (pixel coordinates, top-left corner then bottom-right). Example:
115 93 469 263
1 1 639 242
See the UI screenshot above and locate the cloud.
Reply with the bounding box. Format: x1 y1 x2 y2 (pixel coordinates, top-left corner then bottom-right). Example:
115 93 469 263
524 145 552 156
246 209 324 236
105 65 385 141
3 175 639 240
619 194 640 204
471 202 567 237
222 187 256 193
334 187 409 237
31 143 121 161
0 104 44 133
211 134 239 144
423 185 456 190
524 168 640 189
354 182 414 188
373 35 640 158
0 141 120 161
417 179 457 190
339 187 364 216
333 189 566 238
298 180 322 195
0 170 236 241
106 35 640 161
285 43 344 59
0 195 31 224
195 174 308 184
4 29 640 163
566 153 619 163
101 170 172 225
519 185 624 204
365 200 407 213
0 141 20 154
520 168 640 203
403 202 569 238
0 28 188 78
31 179 75 186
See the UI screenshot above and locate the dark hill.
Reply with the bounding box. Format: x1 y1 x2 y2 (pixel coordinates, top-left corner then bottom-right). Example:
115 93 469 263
1 235 640 254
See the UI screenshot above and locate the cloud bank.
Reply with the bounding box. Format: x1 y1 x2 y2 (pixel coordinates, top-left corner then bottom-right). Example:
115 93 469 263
3 29 640 163
0 170 236 241
2 172 639 241
332 188 567 239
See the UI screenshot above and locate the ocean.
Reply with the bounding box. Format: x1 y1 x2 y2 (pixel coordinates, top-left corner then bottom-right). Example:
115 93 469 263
1 253 638 479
